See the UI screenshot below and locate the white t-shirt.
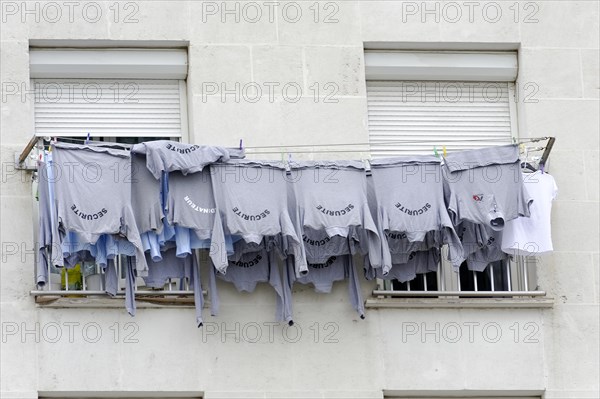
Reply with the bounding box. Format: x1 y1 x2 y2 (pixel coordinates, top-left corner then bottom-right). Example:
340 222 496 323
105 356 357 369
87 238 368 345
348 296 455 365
501 171 558 256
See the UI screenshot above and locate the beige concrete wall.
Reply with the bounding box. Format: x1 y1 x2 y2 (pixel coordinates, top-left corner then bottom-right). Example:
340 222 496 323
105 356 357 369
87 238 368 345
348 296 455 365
1 1 598 398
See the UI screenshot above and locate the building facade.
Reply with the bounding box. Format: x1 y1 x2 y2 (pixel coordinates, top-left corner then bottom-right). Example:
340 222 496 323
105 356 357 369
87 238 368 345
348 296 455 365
1 1 598 398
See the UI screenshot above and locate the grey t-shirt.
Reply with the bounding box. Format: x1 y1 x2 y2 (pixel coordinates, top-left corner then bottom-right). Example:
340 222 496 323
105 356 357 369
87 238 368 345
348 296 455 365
131 140 245 179
131 153 163 234
209 248 290 323
289 161 381 270
458 223 508 272
302 255 364 318
51 142 148 277
369 157 463 272
443 144 533 230
167 169 216 240
211 160 306 277
367 248 440 283
301 227 355 263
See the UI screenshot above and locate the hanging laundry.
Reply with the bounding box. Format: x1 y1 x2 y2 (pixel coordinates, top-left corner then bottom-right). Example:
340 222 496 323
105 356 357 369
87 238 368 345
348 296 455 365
51 142 148 277
368 156 463 273
501 170 558 256
131 140 245 179
288 160 381 270
36 158 54 286
208 247 291 324
442 144 533 231
365 248 440 284
131 152 164 235
210 160 306 277
299 227 355 263
457 222 508 272
167 169 216 239
283 254 365 319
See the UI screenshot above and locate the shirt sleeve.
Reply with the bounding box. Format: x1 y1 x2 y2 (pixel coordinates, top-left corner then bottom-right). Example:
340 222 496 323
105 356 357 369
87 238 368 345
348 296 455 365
346 256 365 319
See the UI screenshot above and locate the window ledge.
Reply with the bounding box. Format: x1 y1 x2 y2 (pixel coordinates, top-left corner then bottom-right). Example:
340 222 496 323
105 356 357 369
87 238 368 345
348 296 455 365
365 297 555 309
32 290 202 308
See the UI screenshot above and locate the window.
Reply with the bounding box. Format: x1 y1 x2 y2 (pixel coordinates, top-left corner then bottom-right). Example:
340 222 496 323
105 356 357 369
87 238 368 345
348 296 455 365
30 48 188 139
365 50 542 300
30 48 192 303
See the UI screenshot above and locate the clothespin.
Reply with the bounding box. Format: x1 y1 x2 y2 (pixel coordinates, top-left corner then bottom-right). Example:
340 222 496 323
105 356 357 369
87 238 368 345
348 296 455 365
442 146 447 157
512 137 517 144
285 153 292 175
49 137 57 152
239 139 243 150
433 146 439 158
85 132 91 145
363 158 372 176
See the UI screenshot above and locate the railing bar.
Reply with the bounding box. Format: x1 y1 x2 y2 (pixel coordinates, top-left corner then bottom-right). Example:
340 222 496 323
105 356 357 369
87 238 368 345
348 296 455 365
372 290 546 297
81 263 87 292
31 290 201 296
506 258 512 291
473 270 478 291
456 267 461 291
523 258 530 291
490 263 495 291
518 256 524 291
100 264 105 291
438 259 445 291
45 247 51 291
422 273 428 291
117 256 122 291
406 280 411 291
64 267 69 291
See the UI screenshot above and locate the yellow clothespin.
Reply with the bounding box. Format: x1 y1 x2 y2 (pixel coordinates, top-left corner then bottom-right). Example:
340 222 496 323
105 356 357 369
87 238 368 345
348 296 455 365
442 146 447 157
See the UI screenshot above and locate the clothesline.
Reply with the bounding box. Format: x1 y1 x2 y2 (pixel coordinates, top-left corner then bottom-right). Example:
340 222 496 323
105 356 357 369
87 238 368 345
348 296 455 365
38 136 550 149
18 135 554 167
241 136 552 149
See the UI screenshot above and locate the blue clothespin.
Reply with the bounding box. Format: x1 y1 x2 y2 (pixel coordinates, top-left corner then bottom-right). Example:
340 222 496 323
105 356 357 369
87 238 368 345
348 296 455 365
85 132 91 145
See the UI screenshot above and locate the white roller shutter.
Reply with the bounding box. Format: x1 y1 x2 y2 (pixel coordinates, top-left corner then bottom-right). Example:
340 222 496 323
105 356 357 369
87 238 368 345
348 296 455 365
33 79 187 138
367 80 516 158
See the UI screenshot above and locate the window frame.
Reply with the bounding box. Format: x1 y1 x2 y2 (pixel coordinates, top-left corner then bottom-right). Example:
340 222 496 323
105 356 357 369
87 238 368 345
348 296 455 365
30 47 196 305
364 49 547 302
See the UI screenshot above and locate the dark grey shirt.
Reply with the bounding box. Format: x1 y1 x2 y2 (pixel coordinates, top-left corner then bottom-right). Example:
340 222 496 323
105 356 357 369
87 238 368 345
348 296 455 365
209 248 290 323
367 248 440 283
286 255 365 319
